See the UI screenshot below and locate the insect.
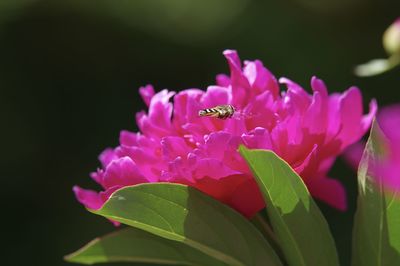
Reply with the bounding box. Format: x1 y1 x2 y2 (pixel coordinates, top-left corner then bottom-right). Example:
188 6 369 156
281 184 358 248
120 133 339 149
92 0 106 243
198 104 235 120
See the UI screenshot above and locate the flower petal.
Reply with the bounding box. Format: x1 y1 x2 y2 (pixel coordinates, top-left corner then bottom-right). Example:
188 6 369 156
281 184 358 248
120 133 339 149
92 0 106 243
102 157 150 188
73 186 103 210
139 84 155 107
307 177 347 211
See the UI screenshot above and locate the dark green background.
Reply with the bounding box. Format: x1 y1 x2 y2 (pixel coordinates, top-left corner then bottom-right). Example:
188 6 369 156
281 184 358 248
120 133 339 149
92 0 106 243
1 1 399 265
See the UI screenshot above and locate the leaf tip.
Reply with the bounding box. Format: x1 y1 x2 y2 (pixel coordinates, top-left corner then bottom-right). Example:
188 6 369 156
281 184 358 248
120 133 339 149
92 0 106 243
63 238 101 265
238 144 251 157
63 252 80 264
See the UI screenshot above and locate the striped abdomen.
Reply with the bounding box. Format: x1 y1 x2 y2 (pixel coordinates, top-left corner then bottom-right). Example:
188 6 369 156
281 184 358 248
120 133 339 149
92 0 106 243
198 105 235 120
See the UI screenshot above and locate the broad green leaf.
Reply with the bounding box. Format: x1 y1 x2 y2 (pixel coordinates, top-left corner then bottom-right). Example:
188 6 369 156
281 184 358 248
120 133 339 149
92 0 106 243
65 227 226 265
90 183 282 266
239 146 339 266
352 121 400 266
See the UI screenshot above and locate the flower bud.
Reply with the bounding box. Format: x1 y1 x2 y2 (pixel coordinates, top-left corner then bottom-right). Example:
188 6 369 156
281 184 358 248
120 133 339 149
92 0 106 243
383 18 400 55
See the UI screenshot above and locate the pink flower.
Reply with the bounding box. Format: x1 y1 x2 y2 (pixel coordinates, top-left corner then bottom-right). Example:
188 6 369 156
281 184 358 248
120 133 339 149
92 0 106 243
375 105 400 192
74 50 377 218
345 104 400 192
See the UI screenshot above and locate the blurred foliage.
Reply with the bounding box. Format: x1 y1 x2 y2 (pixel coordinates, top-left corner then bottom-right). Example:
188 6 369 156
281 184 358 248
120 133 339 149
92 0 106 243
355 18 400 77
0 0 36 22
291 0 365 14
67 0 250 44
0 1 399 266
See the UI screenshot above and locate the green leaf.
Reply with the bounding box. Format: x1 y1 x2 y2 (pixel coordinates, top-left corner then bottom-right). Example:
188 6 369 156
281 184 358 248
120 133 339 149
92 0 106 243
65 227 226 265
352 120 400 266
90 183 282 266
239 146 339 266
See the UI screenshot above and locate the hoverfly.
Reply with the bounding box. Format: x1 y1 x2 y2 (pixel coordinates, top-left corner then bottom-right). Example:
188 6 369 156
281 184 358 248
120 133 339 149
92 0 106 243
198 104 235 120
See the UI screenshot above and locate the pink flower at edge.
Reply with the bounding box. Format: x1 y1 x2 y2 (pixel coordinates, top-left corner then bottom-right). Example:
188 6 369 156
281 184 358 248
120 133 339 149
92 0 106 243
345 104 400 193
74 50 377 218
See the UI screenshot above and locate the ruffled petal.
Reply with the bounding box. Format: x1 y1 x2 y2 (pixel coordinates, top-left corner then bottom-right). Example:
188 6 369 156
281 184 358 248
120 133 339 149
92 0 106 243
244 60 279 97
102 157 150 188
194 158 241 180
98 148 118 168
139 84 155 107
223 50 250 107
241 127 273 150
338 87 363 146
161 136 191 160
148 89 175 130
73 186 104 210
119 130 139 146
216 74 230 87
202 86 231 107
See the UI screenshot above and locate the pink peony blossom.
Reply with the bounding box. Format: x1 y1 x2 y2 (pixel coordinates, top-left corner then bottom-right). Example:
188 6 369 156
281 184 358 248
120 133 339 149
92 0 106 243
74 50 377 217
375 105 400 192
345 104 400 192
